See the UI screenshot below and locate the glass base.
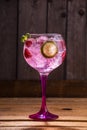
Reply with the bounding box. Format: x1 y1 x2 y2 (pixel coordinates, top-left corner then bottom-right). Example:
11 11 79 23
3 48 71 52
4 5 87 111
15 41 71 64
29 110 58 121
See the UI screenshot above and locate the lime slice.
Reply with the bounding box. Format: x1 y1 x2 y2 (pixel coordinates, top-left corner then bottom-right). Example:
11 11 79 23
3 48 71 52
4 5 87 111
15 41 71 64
41 41 58 58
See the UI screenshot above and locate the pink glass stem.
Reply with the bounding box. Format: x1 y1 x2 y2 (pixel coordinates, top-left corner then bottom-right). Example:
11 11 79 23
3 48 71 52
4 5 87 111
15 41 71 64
40 74 48 113
29 73 58 120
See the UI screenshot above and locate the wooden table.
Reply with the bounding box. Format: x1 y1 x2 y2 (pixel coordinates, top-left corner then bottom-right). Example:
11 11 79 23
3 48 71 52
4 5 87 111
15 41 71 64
0 98 87 130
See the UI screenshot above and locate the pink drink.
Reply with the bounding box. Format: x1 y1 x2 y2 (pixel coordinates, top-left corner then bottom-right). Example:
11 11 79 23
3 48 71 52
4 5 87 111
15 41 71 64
22 33 66 120
23 34 66 74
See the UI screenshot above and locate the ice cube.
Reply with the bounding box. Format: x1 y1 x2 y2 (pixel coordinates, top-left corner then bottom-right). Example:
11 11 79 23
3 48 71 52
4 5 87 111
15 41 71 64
36 36 48 44
54 34 62 41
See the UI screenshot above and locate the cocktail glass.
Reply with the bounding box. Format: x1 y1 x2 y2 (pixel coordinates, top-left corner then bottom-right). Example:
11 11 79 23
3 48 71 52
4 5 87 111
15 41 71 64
23 33 66 120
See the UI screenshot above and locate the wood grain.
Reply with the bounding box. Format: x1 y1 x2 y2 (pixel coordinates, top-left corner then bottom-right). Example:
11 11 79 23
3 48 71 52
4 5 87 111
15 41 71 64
66 0 86 79
0 80 87 97
0 127 86 130
0 98 87 129
0 0 17 79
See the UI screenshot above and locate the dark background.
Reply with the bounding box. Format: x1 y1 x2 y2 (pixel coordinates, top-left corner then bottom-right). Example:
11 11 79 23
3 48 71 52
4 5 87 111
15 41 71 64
0 0 87 97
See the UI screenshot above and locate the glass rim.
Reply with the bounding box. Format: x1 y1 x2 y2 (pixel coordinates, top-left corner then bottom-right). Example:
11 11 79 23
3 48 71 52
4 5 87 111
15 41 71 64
30 33 62 37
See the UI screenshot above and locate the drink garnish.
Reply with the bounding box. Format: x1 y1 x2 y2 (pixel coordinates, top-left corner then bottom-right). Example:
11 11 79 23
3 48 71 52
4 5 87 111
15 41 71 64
25 33 31 38
24 48 32 58
25 40 32 47
41 41 58 58
21 33 31 43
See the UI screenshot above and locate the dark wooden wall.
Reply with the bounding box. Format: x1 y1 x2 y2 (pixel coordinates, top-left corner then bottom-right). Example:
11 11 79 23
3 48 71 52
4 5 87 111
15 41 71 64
0 0 87 97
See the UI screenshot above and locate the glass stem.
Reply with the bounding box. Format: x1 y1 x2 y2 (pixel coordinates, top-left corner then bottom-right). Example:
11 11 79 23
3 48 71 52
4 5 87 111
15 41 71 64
40 73 48 112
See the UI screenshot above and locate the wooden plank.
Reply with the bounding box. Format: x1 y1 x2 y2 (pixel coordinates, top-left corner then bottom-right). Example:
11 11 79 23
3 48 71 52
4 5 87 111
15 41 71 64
0 121 87 127
18 0 47 80
86 2 87 79
66 0 86 79
0 98 87 129
47 0 67 80
0 0 17 79
0 98 87 121
0 80 87 97
0 127 87 130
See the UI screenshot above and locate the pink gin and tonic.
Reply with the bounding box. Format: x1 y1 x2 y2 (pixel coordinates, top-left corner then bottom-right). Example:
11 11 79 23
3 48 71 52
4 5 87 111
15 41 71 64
22 33 66 120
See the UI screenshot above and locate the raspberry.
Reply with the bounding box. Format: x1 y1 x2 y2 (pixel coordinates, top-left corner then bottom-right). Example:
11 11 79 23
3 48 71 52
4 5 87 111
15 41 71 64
62 51 66 61
25 40 32 47
24 48 32 58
